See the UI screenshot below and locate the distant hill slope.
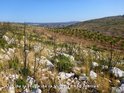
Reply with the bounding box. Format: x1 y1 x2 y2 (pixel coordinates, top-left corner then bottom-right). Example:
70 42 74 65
26 21 78 28
68 15 124 36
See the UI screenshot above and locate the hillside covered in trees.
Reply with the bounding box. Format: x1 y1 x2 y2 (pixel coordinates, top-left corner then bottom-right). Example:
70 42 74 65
68 15 124 37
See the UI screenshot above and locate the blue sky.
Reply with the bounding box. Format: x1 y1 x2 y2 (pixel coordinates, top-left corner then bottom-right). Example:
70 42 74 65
0 0 124 22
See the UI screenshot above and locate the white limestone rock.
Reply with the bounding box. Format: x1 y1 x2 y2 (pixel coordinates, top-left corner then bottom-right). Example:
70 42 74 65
79 74 88 81
26 76 35 87
35 88 42 93
111 67 124 78
3 54 11 61
8 38 15 44
90 70 97 79
3 35 15 44
7 48 15 58
0 48 15 61
92 62 99 67
36 56 54 68
59 72 74 80
3 35 9 42
34 43 42 53
115 84 124 93
8 85 15 93
59 84 68 93
22 88 30 93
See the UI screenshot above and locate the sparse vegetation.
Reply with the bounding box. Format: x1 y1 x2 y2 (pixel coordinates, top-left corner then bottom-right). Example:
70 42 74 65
0 17 124 93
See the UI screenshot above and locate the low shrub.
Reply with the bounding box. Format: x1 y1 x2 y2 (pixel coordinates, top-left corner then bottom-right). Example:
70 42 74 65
53 54 74 72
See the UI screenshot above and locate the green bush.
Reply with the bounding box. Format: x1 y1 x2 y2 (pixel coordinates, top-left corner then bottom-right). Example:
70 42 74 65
54 54 74 72
21 68 30 77
16 78 26 89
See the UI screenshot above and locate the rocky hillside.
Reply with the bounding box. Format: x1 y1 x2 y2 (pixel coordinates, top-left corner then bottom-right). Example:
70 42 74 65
0 23 124 93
